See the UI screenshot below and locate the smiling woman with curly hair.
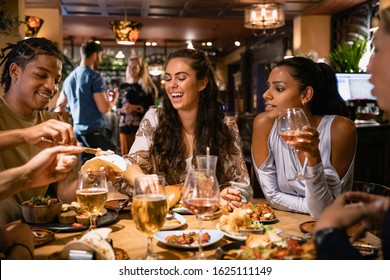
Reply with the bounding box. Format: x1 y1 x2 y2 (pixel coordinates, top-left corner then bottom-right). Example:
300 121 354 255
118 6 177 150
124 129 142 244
119 48 252 210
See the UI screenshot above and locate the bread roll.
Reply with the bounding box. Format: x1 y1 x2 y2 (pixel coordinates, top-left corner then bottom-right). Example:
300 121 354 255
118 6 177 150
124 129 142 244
166 185 182 209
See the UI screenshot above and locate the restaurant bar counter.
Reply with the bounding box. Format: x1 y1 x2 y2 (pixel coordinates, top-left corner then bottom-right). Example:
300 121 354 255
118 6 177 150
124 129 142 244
33 199 381 260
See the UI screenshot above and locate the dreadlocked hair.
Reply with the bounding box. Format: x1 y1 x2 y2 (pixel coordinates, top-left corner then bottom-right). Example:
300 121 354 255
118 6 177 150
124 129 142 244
0 37 63 93
150 48 237 184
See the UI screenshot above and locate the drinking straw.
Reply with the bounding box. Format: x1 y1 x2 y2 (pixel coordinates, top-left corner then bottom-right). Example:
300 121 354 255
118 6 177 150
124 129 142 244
302 156 308 176
206 147 210 176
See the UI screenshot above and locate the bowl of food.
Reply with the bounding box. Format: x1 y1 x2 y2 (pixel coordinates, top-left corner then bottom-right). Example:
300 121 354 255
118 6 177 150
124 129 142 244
22 196 62 224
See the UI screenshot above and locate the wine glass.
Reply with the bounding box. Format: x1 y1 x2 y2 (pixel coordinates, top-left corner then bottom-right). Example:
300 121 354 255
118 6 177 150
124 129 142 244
132 175 167 260
76 170 108 230
277 107 311 181
182 168 220 259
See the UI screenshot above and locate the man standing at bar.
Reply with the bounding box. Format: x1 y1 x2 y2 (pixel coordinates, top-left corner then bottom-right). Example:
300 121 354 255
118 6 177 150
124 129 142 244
56 40 119 163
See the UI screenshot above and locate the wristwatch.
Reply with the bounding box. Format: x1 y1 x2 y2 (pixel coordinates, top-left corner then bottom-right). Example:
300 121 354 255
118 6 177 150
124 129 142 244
314 228 340 248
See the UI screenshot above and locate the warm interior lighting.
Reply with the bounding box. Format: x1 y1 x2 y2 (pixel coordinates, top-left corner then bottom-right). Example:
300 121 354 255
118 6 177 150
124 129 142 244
146 53 165 77
110 20 143 45
25 15 44 38
115 51 125 59
244 3 285 36
187 40 194 49
110 0 142 45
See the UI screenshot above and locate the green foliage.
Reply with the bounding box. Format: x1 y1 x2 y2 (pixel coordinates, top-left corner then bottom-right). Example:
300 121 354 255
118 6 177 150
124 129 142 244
0 0 22 36
329 38 367 73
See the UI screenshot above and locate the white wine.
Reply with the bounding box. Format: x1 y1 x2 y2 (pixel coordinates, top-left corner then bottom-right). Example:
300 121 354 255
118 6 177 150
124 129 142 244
132 194 168 236
76 188 108 215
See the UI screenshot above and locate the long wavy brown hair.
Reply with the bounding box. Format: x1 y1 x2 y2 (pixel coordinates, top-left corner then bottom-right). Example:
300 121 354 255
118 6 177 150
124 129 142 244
150 48 237 184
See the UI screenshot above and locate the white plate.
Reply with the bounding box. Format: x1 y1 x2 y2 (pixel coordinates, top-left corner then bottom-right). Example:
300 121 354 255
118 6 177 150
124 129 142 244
154 230 224 249
171 207 193 215
216 223 281 241
161 213 186 230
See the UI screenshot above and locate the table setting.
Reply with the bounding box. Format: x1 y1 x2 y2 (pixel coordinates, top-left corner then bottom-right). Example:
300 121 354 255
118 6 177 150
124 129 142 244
27 151 382 260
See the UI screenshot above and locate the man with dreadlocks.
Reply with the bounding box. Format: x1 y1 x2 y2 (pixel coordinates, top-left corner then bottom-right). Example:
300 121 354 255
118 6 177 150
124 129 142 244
0 37 78 225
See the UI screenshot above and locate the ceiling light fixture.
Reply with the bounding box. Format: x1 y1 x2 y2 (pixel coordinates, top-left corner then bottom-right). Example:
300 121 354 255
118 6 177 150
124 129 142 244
146 53 165 77
244 2 285 36
110 0 143 45
25 15 44 38
187 40 194 49
115 51 125 59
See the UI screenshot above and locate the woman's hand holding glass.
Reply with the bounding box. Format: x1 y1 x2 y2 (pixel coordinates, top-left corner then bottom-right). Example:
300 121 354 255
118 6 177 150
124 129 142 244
277 108 318 181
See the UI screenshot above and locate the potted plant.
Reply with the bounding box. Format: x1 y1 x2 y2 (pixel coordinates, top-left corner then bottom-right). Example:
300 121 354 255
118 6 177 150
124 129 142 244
329 38 367 73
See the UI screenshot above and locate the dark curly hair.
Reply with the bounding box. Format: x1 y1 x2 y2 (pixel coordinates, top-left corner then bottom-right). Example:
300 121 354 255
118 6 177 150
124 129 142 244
0 37 63 93
150 48 237 184
276 56 349 117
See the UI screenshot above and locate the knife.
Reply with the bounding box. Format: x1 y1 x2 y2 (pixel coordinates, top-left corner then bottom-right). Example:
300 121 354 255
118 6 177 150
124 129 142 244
39 137 100 154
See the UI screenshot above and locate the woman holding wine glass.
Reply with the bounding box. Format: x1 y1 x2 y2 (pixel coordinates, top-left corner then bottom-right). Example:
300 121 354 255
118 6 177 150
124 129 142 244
252 56 357 219
120 48 252 211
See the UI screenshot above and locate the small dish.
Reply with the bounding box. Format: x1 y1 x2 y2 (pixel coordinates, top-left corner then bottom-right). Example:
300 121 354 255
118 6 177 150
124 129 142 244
154 230 224 249
215 240 245 260
216 223 281 241
161 213 186 230
171 207 193 215
105 199 132 211
251 216 279 224
299 221 361 237
31 228 55 247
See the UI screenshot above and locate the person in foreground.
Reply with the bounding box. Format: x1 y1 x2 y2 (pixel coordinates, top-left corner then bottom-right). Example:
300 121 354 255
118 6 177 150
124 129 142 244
121 48 252 209
116 53 157 155
55 40 118 164
0 145 82 260
0 37 78 224
251 56 356 219
314 6 390 260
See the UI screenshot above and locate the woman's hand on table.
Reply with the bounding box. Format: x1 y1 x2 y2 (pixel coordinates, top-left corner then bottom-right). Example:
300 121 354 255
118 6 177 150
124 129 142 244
220 187 242 211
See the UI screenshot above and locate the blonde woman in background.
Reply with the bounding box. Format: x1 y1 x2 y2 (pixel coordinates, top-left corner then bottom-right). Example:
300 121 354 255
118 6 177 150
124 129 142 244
116 54 158 155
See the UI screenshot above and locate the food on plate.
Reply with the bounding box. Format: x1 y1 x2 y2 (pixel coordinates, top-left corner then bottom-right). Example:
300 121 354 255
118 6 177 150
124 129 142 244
219 207 251 234
58 210 77 224
60 228 115 260
23 196 61 207
218 202 276 235
76 212 90 226
57 201 107 226
241 202 275 220
221 231 316 260
164 218 181 226
166 184 182 209
165 231 211 245
81 153 126 175
22 196 63 224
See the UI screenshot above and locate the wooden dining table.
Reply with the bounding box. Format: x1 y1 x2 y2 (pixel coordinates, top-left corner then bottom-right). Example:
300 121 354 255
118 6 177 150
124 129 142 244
33 198 382 260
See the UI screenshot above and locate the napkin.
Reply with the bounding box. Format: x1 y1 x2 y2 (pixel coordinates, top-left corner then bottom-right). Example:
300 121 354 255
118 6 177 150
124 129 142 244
60 228 115 260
